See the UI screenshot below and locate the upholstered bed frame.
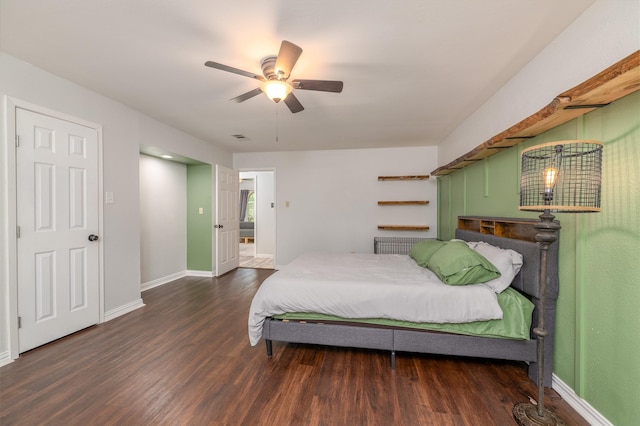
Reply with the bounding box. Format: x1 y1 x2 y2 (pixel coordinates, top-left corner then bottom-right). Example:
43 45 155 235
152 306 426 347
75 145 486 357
261 218 559 387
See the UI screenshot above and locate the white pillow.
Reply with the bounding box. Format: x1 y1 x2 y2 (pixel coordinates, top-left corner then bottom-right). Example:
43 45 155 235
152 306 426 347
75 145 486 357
464 240 478 249
470 241 523 293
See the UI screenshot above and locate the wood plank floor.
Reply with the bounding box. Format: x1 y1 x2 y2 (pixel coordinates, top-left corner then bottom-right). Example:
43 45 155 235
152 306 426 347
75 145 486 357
0 268 588 425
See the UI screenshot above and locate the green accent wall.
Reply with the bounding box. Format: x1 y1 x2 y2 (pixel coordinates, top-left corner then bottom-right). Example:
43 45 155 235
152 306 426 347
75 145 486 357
437 91 640 426
187 164 212 271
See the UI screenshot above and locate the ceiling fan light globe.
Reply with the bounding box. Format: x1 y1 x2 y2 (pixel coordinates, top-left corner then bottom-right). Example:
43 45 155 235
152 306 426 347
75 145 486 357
262 80 292 103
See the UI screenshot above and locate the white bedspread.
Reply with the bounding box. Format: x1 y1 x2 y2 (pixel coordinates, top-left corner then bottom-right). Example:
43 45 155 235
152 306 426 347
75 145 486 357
248 252 503 345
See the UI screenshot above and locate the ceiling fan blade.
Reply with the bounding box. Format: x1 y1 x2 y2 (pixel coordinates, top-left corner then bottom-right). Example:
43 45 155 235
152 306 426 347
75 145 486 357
205 61 265 81
284 92 304 113
230 88 263 103
291 79 343 93
274 41 303 79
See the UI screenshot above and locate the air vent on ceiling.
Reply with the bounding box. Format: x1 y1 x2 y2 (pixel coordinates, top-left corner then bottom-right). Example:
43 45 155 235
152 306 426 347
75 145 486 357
232 134 250 141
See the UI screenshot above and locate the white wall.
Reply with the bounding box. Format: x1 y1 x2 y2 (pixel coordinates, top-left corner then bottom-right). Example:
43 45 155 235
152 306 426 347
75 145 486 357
438 0 640 166
139 155 187 284
255 171 275 257
234 147 438 266
0 53 232 360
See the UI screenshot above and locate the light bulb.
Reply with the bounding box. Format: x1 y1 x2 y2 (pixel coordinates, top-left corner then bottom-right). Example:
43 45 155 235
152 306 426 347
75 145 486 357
543 167 558 192
543 166 558 203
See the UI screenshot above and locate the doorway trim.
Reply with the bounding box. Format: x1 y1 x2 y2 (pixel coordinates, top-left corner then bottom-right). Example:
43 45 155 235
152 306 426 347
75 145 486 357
238 168 277 267
4 97 105 361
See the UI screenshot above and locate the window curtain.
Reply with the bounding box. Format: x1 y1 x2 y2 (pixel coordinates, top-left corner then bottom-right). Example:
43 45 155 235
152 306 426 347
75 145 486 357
239 189 250 221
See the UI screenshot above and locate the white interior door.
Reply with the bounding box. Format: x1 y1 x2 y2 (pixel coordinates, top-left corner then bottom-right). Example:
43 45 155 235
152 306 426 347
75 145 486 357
215 165 239 275
16 108 100 353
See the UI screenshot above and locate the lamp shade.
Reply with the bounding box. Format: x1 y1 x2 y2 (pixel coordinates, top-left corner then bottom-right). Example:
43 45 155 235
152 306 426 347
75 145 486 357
520 140 603 212
261 80 292 102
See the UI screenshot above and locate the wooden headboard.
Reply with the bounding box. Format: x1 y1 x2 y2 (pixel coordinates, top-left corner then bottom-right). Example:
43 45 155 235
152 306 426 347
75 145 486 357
456 216 559 301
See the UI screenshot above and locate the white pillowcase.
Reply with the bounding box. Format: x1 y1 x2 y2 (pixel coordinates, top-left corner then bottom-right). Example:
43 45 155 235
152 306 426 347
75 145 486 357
467 241 523 293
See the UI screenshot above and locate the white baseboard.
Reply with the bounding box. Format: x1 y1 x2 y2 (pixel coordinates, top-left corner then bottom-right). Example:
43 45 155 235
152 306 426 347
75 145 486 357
552 374 611 425
0 350 13 368
186 270 214 277
141 271 186 292
103 298 145 322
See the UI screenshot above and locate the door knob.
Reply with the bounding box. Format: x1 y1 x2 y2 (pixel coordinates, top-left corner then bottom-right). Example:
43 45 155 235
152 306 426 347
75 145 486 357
214 225 224 229
88 234 99 242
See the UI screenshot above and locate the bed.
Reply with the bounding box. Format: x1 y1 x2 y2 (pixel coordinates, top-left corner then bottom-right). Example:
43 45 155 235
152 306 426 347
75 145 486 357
249 217 559 387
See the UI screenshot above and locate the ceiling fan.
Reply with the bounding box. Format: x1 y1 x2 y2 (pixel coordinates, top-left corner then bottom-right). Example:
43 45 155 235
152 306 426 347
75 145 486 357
205 40 343 113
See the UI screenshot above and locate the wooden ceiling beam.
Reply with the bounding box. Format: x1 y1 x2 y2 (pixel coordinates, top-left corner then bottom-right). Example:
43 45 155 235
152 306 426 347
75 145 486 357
432 50 640 177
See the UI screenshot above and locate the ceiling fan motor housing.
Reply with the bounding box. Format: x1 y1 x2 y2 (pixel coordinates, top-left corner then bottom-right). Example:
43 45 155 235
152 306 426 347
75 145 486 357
260 56 279 80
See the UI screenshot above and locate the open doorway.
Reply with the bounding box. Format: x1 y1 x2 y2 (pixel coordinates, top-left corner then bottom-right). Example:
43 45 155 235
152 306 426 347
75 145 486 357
239 171 275 269
139 150 214 290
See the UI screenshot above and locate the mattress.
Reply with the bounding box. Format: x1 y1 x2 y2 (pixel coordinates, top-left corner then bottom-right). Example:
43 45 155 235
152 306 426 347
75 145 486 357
248 252 505 345
272 287 534 340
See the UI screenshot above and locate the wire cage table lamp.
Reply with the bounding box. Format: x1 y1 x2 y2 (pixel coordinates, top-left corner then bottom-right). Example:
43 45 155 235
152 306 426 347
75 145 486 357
513 140 603 425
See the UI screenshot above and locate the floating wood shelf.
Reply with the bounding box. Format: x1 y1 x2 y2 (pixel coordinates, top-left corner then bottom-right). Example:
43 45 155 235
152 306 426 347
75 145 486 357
432 50 640 177
377 175 430 231
378 200 429 206
378 175 430 181
377 225 430 231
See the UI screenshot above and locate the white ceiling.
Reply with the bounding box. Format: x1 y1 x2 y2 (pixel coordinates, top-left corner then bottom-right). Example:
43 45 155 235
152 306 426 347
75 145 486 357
0 0 595 154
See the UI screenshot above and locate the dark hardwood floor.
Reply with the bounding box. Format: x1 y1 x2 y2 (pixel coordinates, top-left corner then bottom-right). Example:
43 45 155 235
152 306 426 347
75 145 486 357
0 268 587 425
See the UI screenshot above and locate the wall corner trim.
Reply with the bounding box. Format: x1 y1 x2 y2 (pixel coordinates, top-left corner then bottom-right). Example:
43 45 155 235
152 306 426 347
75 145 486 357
0 351 14 368
186 270 214 277
141 271 187 292
103 299 146 322
552 374 612 426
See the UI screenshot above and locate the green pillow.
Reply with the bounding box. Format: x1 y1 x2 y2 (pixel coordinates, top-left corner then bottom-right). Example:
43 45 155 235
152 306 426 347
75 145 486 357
409 240 447 267
427 241 501 285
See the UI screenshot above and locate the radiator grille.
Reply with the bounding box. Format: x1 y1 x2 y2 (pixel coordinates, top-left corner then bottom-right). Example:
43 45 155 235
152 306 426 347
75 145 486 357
373 237 431 255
